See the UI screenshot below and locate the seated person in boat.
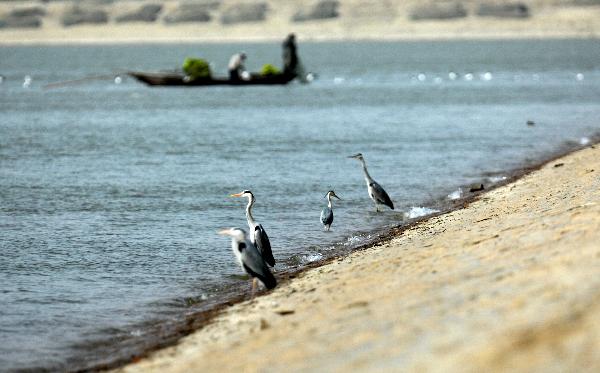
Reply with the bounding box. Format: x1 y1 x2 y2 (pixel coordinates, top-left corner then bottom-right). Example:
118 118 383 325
228 52 248 82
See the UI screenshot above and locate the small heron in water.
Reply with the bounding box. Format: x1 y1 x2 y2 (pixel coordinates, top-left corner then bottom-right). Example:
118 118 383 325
230 190 275 267
218 228 277 293
348 153 394 211
320 190 341 231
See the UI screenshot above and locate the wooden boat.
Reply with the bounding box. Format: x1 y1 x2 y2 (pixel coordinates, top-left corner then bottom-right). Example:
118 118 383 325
128 71 296 87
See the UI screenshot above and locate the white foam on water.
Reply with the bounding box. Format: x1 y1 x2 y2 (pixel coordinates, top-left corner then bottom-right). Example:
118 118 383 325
447 188 463 200
417 73 426 82
576 73 584 81
333 77 345 84
344 235 364 246
580 137 590 145
448 72 458 80
405 207 440 219
488 175 508 183
464 73 474 81
23 75 32 88
302 253 323 263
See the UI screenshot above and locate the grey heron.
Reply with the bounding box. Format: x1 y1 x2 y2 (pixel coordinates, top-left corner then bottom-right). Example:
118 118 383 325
348 153 394 211
230 190 275 267
218 228 277 292
320 190 341 231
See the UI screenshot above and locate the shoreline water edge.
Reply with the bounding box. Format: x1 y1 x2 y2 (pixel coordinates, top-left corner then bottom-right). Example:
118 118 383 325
56 137 598 372
3 38 598 372
109 140 600 373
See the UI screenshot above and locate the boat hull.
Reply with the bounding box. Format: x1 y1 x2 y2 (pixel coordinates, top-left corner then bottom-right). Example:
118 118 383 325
128 72 295 87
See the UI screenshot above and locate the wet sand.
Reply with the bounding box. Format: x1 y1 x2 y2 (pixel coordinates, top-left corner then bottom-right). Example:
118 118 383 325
114 144 600 372
1 1 599 44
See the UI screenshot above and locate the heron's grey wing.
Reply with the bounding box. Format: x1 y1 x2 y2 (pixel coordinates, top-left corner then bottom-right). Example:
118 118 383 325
370 182 394 210
254 224 275 267
321 207 333 226
241 244 277 289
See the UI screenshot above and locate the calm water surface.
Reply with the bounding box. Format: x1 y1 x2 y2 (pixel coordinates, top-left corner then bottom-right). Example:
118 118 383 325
1 40 599 371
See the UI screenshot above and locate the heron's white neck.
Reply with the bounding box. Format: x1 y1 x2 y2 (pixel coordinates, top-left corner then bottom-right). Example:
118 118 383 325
245 196 257 228
231 239 243 268
326 193 334 208
359 158 374 183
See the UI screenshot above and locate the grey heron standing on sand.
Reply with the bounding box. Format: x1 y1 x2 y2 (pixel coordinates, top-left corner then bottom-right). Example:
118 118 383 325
230 190 275 267
320 190 341 231
348 153 394 211
218 228 277 293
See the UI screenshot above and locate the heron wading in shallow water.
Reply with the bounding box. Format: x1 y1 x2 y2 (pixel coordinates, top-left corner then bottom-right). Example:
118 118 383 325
230 190 275 267
218 228 277 293
348 153 394 211
320 190 341 231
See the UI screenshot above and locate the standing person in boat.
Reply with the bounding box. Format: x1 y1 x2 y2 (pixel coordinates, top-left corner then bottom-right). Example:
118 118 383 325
282 33 299 77
228 52 248 82
282 33 309 82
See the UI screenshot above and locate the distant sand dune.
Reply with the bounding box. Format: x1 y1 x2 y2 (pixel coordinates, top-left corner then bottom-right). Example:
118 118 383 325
0 0 599 43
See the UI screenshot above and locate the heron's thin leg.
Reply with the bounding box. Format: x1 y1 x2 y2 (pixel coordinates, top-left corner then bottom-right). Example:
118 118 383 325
251 278 258 299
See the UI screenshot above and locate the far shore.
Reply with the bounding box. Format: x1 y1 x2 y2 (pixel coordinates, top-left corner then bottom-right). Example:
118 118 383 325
1 2 599 45
1 30 599 46
112 142 600 372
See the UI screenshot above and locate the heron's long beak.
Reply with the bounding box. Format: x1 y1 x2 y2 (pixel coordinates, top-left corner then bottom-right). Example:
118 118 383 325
230 192 243 197
348 154 360 159
333 194 341 200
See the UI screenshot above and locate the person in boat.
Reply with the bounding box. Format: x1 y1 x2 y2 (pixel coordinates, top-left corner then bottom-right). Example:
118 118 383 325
282 33 311 83
228 52 248 82
282 33 298 77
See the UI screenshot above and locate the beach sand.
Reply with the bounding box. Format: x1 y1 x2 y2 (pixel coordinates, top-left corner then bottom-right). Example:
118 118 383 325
114 144 600 372
1 1 600 44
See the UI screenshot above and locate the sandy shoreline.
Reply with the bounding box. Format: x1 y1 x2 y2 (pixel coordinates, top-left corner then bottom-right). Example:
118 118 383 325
1 2 600 45
111 143 600 372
